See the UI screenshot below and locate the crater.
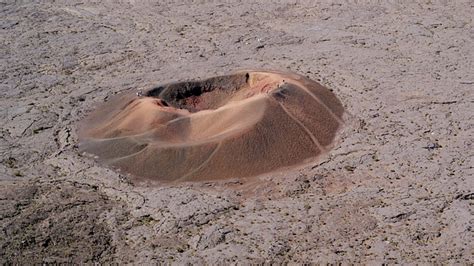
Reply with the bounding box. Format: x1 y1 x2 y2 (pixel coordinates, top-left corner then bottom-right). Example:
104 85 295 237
77 70 345 183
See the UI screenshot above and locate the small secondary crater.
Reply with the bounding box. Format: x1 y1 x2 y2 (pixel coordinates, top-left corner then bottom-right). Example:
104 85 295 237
77 70 345 183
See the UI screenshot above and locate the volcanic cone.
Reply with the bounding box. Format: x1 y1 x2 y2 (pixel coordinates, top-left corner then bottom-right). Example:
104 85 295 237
78 70 345 182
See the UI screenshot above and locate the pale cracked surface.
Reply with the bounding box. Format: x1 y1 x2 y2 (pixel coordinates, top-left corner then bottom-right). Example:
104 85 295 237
78 70 344 183
0 1 473 264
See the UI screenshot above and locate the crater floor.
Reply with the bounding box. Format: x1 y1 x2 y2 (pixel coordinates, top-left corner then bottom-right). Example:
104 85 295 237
0 1 472 264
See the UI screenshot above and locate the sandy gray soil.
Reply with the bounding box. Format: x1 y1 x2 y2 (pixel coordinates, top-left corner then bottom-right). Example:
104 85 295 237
1 0 473 264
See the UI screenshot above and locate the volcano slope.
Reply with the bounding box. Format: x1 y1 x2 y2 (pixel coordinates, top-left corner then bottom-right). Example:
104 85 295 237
78 70 344 183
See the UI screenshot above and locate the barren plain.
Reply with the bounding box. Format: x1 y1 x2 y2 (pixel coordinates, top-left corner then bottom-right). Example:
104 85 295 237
1 0 473 264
